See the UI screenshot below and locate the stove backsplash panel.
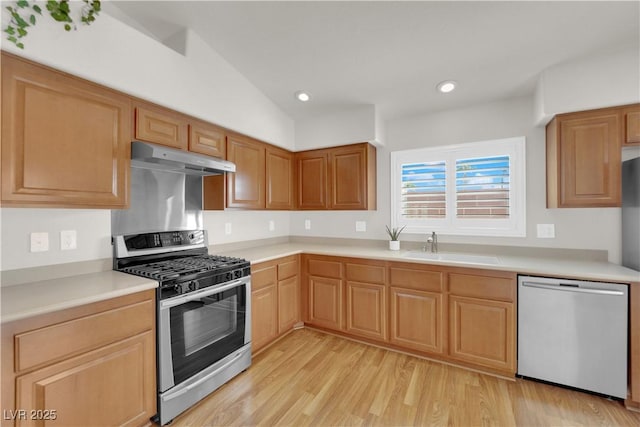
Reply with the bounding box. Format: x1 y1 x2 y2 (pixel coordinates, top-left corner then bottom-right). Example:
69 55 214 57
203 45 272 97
111 167 203 236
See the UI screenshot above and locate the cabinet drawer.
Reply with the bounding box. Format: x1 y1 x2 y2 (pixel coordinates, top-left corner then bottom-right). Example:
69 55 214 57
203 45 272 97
251 264 277 291
389 267 443 292
15 299 153 372
278 256 299 280
346 263 385 285
307 258 342 278
448 273 515 302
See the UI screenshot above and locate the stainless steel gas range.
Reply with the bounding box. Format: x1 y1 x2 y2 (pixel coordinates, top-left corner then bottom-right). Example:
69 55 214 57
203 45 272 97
111 141 247 424
113 229 251 425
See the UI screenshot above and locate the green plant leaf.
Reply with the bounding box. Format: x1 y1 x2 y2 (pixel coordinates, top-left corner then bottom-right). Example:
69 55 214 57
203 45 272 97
32 4 41 14
64 23 71 31
16 0 28 8
16 42 24 49
12 13 29 28
29 14 36 25
5 26 16 35
59 1 70 14
17 27 27 37
7 35 17 43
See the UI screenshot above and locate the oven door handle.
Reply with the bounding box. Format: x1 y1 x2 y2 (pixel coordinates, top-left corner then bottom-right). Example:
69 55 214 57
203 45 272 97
160 279 245 309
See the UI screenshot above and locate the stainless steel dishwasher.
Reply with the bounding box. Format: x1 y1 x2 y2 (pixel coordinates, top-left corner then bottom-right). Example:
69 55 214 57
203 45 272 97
517 275 628 398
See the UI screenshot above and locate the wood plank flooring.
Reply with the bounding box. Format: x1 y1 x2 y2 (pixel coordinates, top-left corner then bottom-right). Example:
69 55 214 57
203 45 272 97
171 329 640 426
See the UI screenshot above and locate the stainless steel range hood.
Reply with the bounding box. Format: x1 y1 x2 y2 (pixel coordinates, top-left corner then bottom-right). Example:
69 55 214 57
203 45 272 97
131 141 235 176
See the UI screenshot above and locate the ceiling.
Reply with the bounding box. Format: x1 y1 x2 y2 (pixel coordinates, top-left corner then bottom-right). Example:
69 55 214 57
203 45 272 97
107 1 640 122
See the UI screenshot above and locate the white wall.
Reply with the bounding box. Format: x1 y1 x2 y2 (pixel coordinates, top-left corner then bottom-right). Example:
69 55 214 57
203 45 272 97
534 44 640 126
292 96 624 263
0 9 294 271
204 211 291 247
295 105 382 150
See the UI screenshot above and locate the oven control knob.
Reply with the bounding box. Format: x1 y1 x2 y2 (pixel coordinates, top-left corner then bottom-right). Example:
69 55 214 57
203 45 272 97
188 281 197 291
173 284 183 295
225 272 232 281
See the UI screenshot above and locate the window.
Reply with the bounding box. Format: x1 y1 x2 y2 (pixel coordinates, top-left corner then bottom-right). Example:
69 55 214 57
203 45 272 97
391 136 526 237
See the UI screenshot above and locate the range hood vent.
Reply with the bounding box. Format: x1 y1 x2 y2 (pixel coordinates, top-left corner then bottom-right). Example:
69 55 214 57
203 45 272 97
131 141 235 176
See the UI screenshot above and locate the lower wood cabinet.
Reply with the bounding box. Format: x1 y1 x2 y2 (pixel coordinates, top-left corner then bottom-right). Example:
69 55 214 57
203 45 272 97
447 271 516 374
390 287 443 354
308 276 344 331
448 296 514 372
302 255 516 376
1 290 156 427
346 281 386 341
251 255 300 353
251 269 279 352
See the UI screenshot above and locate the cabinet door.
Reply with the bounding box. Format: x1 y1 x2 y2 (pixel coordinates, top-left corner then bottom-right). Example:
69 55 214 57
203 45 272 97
1 53 130 208
15 332 155 427
390 287 443 354
226 135 266 209
296 151 329 209
252 285 278 352
624 107 640 145
266 147 294 210
346 281 387 341
308 276 343 331
330 144 371 209
448 295 515 373
550 112 622 207
134 103 188 150
278 276 299 334
189 120 226 158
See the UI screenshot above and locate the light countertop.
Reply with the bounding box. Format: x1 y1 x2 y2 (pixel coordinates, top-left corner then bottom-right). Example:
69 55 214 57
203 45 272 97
1 270 157 323
2 242 638 324
218 242 640 284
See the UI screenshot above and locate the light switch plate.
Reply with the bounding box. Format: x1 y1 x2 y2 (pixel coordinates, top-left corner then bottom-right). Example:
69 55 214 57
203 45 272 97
30 232 49 252
355 221 367 232
224 223 232 235
269 220 275 231
60 230 77 250
536 224 555 238
304 219 311 230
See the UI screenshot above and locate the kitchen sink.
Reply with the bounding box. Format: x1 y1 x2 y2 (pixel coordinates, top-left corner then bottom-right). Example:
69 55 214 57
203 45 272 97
403 251 501 265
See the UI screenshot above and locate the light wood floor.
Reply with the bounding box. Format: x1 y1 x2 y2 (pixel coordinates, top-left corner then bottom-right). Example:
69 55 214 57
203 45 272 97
171 328 640 426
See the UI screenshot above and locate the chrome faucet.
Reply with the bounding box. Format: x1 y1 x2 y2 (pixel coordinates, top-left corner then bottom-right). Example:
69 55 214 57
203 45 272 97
425 231 438 253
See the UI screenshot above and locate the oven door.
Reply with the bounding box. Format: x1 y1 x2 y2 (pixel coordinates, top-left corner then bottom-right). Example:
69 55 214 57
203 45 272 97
158 276 251 392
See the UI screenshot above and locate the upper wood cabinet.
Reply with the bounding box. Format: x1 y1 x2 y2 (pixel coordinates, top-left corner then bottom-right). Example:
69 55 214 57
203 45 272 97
134 102 188 150
296 149 330 209
266 146 295 210
296 143 376 210
331 144 377 210
1 53 130 209
226 135 266 209
546 107 623 208
189 119 226 158
623 105 640 145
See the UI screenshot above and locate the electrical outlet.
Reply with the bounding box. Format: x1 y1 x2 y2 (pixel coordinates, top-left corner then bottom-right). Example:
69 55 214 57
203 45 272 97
269 220 275 231
304 219 311 230
60 230 77 250
30 232 49 252
536 224 555 238
225 223 232 235
355 221 367 232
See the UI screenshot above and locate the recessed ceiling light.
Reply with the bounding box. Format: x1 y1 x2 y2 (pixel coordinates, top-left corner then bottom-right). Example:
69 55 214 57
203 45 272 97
295 91 311 102
436 80 457 93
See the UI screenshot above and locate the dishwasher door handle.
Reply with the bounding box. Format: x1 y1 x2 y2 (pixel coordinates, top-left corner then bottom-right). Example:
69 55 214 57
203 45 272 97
521 281 625 296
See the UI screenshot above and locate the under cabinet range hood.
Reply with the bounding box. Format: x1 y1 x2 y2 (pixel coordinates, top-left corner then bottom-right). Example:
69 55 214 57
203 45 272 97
131 141 235 176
